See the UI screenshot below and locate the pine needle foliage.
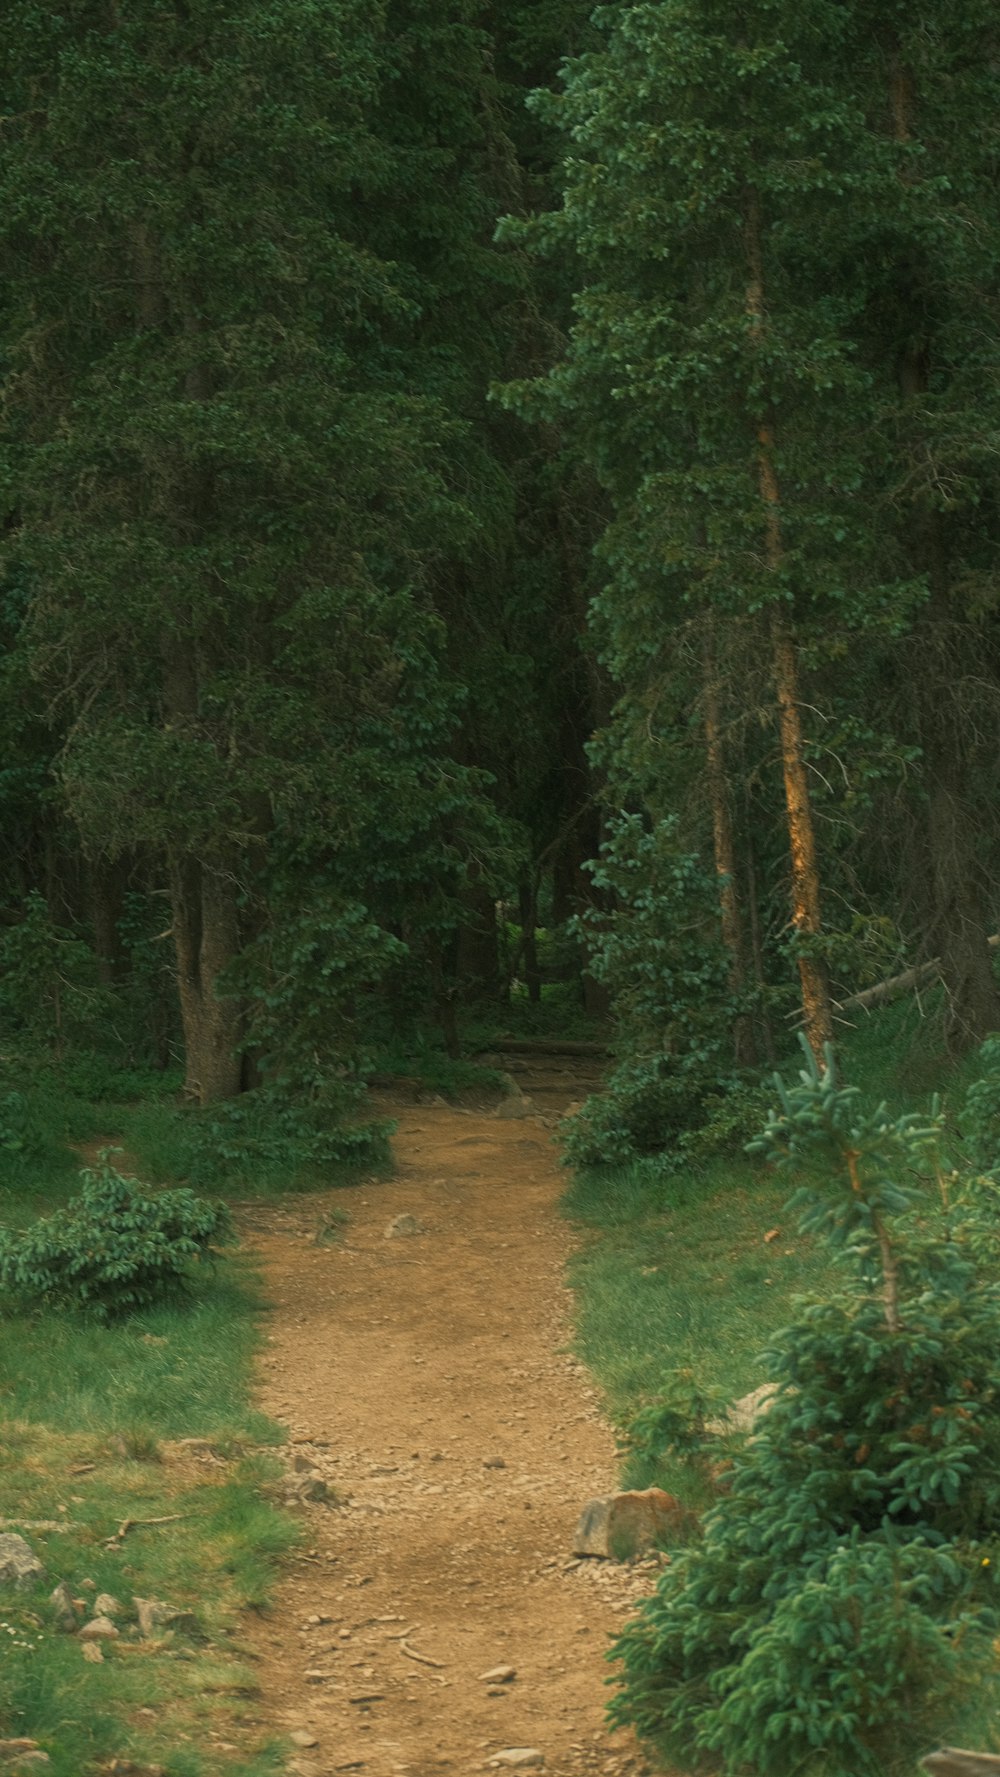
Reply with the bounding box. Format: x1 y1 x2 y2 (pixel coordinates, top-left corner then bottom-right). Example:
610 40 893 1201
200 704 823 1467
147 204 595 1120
609 1041 1000 1776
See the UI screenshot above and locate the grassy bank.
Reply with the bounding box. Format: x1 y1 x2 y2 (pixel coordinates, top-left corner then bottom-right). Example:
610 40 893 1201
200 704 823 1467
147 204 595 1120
561 998 980 1499
562 1154 832 1496
0 1075 307 1777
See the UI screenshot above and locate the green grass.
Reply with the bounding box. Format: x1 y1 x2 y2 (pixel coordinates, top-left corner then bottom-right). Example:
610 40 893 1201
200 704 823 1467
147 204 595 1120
559 998 991 1500
0 1257 296 1775
0 1073 303 1776
562 1155 832 1495
117 1093 392 1196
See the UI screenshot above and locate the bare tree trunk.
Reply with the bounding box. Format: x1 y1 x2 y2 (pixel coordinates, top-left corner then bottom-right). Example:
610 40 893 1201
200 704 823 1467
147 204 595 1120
85 855 126 988
455 873 501 1003
744 187 833 1063
168 853 243 1104
702 620 756 1065
925 739 1000 1046
743 798 777 1063
518 878 542 1004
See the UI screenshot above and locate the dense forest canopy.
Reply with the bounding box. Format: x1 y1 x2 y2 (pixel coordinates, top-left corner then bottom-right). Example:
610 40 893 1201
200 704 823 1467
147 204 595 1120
2 0 999 1148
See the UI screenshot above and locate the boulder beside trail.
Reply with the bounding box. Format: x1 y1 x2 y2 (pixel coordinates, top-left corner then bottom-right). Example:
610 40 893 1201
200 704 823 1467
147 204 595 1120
705 1383 779 1436
572 1488 691 1559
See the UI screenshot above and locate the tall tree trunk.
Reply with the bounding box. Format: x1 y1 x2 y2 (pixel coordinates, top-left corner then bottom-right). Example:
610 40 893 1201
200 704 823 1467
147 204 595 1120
919 602 1000 1048
701 619 756 1065
744 801 777 1064
455 872 501 1002
168 853 243 1104
85 855 126 987
745 187 833 1062
518 878 542 1004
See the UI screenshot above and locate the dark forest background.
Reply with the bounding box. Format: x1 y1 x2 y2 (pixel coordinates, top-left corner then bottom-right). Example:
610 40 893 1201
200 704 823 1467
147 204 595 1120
3 0 999 1163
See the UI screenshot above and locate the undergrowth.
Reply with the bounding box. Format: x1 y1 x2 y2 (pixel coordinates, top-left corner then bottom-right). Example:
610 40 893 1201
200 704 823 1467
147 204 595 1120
0 1076 303 1775
564 1008 1000 1773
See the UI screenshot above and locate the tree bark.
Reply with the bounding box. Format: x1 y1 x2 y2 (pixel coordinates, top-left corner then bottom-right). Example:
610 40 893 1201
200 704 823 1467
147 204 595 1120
455 873 502 1002
518 878 542 1004
702 619 756 1065
168 852 244 1104
744 187 833 1063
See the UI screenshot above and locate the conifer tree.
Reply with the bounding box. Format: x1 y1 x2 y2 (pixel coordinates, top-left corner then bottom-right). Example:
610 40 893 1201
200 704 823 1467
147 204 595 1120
0 0 484 1098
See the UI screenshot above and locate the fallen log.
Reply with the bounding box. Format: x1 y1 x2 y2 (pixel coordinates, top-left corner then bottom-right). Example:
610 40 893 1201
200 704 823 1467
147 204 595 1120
922 1750 1000 1777
788 935 1000 1021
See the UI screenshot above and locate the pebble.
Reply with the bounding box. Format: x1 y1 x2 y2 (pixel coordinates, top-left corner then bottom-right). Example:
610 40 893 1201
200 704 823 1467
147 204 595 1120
385 1215 424 1239
479 1666 517 1684
290 1731 320 1748
487 1752 544 1769
81 1643 104 1663
79 1616 119 1640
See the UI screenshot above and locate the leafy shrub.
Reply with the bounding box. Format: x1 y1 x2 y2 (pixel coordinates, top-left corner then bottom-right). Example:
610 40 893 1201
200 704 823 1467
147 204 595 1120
562 1054 728 1168
960 1033 1000 1172
181 1087 392 1185
0 1089 48 1161
609 1042 1000 1776
675 1078 775 1164
0 1153 234 1318
561 814 739 1163
0 891 115 1055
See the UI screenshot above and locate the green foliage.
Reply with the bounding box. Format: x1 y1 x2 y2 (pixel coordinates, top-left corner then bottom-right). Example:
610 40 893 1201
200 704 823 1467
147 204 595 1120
960 1035 1000 1173
234 894 406 1090
0 1089 54 1164
0 892 114 1055
123 1086 391 1195
562 814 736 1162
623 1367 729 1479
185 1090 392 1184
610 1041 1000 1775
0 1153 234 1319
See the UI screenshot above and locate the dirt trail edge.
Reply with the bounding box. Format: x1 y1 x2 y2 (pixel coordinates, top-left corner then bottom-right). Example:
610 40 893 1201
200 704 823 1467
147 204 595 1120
242 1093 659 1777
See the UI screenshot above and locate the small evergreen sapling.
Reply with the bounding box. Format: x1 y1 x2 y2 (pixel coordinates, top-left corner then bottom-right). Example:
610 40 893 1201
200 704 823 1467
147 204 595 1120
609 1041 1000 1777
0 1153 233 1319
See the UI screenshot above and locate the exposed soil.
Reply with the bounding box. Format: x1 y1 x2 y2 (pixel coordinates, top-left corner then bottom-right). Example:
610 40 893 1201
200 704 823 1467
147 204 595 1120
240 1072 661 1777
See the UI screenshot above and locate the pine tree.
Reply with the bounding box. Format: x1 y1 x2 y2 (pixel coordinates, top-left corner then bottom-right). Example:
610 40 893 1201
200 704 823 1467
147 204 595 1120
0 0 482 1099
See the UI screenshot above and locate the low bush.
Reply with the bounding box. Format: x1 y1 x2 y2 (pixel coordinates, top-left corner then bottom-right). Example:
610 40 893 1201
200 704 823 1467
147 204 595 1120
609 1041 1000 1776
0 1153 234 1318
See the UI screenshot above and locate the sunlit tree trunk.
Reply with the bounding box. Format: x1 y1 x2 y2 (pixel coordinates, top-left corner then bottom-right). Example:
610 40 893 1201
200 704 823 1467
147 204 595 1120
745 188 833 1062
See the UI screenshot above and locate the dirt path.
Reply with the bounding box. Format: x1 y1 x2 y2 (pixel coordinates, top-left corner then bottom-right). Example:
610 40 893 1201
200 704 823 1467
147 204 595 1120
241 1084 659 1777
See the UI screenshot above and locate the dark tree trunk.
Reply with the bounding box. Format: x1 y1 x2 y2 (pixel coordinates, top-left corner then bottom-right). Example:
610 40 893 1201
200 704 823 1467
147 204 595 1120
169 853 244 1104
886 64 1000 1046
85 855 127 987
518 878 542 1003
455 876 501 1002
702 619 757 1066
924 732 1000 1048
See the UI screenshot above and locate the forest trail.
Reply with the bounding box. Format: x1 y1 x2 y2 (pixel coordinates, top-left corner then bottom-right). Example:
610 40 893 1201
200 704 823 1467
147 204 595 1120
239 1071 661 1777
